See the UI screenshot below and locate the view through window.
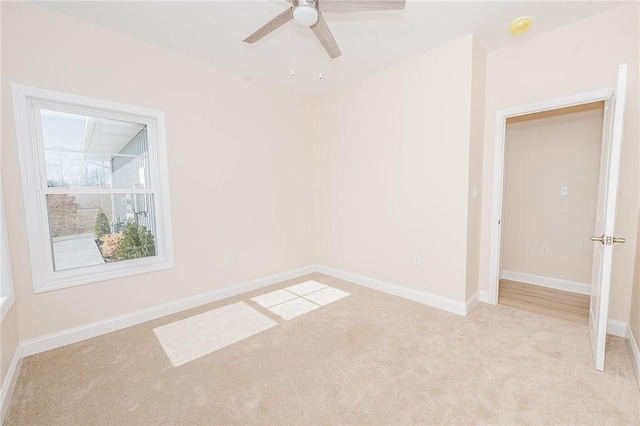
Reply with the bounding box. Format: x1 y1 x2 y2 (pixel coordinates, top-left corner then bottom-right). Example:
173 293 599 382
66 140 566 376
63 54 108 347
41 110 157 271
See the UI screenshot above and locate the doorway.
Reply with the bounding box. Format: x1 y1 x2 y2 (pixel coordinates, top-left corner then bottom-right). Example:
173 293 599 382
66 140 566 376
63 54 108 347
498 102 604 323
488 65 628 372
487 88 612 305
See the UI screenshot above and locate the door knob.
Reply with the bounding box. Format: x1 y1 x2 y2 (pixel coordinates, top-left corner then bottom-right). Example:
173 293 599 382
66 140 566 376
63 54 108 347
590 235 626 245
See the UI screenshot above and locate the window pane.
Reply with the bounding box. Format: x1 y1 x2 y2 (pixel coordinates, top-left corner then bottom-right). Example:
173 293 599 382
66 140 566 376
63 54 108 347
47 193 157 271
40 110 150 189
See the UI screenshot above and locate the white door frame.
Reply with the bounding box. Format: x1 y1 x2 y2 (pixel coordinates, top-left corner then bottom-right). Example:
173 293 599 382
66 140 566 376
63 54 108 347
487 88 612 304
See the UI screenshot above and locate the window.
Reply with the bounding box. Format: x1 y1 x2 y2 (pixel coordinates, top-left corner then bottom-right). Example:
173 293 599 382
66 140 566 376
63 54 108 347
12 85 174 293
1 174 16 320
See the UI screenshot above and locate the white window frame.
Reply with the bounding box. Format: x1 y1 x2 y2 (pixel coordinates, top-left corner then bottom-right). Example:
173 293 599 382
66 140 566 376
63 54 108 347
12 84 174 293
1 173 16 321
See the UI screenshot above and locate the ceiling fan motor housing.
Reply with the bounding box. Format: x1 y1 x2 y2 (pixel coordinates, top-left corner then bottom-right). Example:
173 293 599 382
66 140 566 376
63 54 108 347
293 0 319 26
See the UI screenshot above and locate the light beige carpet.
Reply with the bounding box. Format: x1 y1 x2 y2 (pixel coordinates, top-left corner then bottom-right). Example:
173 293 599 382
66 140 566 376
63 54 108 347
6 273 640 425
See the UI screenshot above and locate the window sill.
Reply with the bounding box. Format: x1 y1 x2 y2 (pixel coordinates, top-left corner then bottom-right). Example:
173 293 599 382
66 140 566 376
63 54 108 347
34 256 174 294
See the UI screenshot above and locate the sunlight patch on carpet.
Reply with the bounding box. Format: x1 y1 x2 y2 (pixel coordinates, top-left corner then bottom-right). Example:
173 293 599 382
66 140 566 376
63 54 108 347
303 286 350 306
153 302 277 367
250 289 298 308
286 280 327 296
251 281 350 321
267 297 320 320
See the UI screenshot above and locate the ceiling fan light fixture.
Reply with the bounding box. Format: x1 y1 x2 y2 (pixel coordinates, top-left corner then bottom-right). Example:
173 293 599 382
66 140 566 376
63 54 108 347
293 0 319 27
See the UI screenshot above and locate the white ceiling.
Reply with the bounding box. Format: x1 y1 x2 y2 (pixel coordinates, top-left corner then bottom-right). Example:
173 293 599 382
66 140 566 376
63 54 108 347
37 1 628 95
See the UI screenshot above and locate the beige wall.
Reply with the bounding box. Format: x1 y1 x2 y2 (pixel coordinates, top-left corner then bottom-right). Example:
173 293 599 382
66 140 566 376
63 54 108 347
501 104 603 284
313 35 478 303
479 3 639 322
465 37 487 300
1 3 315 340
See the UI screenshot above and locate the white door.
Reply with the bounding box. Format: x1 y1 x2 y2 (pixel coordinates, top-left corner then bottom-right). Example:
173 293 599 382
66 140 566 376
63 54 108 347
589 64 628 371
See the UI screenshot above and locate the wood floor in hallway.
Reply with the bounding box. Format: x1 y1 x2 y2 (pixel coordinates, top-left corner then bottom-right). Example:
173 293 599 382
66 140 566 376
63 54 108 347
498 279 589 325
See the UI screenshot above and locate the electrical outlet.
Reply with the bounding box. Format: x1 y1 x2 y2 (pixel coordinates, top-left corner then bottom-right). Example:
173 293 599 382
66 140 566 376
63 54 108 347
224 255 231 263
414 254 421 265
541 245 549 255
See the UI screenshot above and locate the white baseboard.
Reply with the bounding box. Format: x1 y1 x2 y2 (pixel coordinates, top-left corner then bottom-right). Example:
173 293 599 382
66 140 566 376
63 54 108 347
607 319 628 338
628 328 640 388
317 265 468 316
0 344 24 424
478 291 492 304
466 292 480 314
500 270 590 295
466 291 493 312
21 265 318 356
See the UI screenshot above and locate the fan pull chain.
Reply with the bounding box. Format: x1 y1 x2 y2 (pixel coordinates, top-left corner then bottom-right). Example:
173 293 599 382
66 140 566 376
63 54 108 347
290 22 295 77
316 43 322 80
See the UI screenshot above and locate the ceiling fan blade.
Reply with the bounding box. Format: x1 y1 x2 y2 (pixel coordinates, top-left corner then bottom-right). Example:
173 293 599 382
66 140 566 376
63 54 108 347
319 0 406 13
311 13 342 59
243 9 292 44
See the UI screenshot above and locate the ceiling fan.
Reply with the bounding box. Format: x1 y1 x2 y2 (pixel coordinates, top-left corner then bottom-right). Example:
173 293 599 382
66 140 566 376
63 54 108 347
243 0 407 59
